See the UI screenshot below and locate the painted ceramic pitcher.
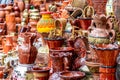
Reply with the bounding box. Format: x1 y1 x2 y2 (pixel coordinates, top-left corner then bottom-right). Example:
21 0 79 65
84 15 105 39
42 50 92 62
88 14 115 44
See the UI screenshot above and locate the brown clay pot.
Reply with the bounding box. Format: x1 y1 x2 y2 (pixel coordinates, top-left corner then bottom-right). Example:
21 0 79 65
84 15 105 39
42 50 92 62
32 67 50 80
44 38 64 49
18 32 38 64
91 0 107 15
74 18 92 30
92 44 119 67
60 71 85 80
6 13 16 34
50 47 73 72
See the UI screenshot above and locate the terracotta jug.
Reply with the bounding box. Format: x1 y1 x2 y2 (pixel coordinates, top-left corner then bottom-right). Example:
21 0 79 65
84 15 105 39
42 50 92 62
88 14 115 44
91 0 108 15
6 13 16 34
2 35 13 54
18 32 38 64
50 47 73 72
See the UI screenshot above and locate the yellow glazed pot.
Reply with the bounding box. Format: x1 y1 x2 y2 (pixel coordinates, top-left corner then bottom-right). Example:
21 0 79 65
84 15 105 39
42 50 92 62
37 12 55 33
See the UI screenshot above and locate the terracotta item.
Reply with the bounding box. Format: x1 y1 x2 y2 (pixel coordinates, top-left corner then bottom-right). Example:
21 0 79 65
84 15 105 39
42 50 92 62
18 32 38 64
100 73 115 80
6 13 16 34
74 18 92 30
0 23 6 35
92 44 119 68
32 67 50 80
60 71 85 80
91 0 108 14
50 47 73 72
2 35 13 54
88 14 115 44
13 3 20 17
4 4 13 15
0 5 5 18
17 0 25 12
37 11 55 33
44 38 64 49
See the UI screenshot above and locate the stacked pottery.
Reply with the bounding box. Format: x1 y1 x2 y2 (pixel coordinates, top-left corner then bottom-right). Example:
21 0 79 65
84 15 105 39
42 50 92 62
29 8 40 32
13 3 21 24
88 14 119 80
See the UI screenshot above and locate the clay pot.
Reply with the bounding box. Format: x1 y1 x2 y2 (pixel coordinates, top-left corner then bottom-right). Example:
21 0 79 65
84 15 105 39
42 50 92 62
44 38 64 49
6 13 16 34
91 43 119 74
0 7 5 18
91 0 108 15
60 71 85 80
18 32 38 64
74 18 92 30
88 14 115 44
32 67 50 80
100 73 115 80
2 35 13 54
50 47 73 72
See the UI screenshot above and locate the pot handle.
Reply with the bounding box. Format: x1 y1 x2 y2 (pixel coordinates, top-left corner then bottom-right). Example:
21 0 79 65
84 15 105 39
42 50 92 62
63 56 69 71
109 30 115 43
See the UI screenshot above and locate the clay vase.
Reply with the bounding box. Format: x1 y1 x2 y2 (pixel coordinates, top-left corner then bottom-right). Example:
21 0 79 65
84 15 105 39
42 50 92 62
91 0 108 15
32 67 50 80
59 71 85 80
2 35 13 54
50 47 73 72
88 14 115 44
37 12 55 33
0 5 5 18
6 13 16 34
17 0 25 12
18 32 38 64
74 18 92 30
